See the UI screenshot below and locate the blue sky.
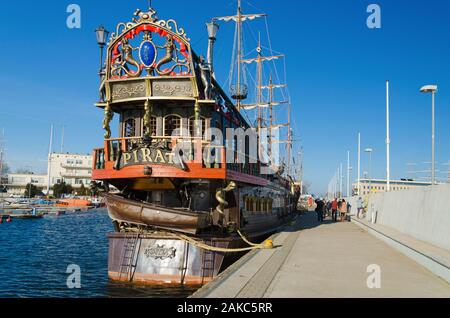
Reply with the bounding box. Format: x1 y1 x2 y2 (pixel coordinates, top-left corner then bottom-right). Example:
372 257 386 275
0 0 449 194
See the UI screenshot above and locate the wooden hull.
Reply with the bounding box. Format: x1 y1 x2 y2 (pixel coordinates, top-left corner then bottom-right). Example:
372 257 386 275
107 230 281 285
105 194 294 285
102 174 297 286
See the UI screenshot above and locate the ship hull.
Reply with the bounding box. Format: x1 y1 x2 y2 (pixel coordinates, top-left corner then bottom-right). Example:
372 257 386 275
108 232 239 285
106 196 294 285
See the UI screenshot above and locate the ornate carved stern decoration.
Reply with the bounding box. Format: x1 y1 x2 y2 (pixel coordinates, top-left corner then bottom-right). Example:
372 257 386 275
98 7 199 138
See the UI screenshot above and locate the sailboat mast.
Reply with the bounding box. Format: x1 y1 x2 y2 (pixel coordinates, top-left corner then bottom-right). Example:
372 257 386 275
268 75 273 164
0 129 4 180
46 124 54 196
236 0 242 111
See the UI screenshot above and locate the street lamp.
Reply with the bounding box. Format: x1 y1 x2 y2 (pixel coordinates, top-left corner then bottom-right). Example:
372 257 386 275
365 148 373 193
206 21 219 75
95 25 110 78
420 84 438 185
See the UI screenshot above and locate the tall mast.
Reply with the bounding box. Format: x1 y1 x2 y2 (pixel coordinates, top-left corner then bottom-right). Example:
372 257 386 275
47 124 54 196
268 75 274 164
0 129 4 183
256 34 262 144
213 2 266 112
236 0 242 111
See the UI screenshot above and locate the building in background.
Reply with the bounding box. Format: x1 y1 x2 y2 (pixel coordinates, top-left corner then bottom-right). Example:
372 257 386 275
5 153 92 196
353 178 432 196
48 153 92 189
6 173 47 195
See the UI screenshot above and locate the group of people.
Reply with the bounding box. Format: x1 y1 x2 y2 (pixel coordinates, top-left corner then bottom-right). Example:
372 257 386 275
314 198 351 223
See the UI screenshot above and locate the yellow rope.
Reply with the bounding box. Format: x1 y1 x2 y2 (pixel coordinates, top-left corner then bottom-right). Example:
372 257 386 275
174 232 274 253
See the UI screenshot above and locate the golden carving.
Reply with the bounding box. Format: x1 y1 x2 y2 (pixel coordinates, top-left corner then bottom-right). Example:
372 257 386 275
112 83 146 100
103 103 113 139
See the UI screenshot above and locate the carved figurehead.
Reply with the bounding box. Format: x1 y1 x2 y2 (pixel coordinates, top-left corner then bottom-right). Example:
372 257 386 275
199 55 212 100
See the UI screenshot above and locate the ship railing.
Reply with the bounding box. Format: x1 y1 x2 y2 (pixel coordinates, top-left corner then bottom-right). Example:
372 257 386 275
93 148 105 170
94 137 263 177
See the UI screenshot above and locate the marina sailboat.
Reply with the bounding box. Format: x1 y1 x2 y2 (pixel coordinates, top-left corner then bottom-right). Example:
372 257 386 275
92 1 301 285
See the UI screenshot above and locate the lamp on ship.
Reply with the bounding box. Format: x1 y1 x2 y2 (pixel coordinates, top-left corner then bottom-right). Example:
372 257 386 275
95 25 110 79
206 21 219 75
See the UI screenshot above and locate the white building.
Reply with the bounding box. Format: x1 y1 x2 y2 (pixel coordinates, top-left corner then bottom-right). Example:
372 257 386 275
6 173 47 195
353 178 432 196
6 153 93 196
47 153 92 190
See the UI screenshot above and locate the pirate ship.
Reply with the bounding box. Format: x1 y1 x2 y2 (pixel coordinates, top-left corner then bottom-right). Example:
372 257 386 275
92 1 301 285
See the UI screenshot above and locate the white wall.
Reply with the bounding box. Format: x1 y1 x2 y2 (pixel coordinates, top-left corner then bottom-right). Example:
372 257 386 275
364 184 450 251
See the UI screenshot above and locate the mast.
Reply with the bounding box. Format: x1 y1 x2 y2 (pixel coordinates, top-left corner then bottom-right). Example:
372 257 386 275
236 0 242 111
47 124 54 196
268 75 274 163
0 129 4 189
213 3 293 175
61 125 65 154
257 34 262 142
213 1 266 111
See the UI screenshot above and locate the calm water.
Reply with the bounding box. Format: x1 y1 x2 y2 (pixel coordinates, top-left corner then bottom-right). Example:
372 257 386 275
0 209 198 298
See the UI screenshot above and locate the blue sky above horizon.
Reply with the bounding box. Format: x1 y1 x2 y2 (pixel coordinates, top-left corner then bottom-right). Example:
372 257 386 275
0 0 449 194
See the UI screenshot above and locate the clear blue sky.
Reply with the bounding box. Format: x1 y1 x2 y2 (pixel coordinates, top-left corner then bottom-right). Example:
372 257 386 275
0 0 449 195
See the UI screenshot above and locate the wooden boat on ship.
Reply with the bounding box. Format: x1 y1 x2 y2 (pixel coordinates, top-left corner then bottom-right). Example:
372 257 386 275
92 2 301 285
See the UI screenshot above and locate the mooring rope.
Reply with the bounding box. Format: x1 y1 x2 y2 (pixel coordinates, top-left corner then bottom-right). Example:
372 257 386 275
174 232 274 253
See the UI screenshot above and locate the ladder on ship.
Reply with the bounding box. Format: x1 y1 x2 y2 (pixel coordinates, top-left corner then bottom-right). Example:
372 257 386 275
118 232 140 282
201 240 216 284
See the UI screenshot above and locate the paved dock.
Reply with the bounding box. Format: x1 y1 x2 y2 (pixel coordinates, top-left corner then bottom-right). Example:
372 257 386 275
192 212 450 298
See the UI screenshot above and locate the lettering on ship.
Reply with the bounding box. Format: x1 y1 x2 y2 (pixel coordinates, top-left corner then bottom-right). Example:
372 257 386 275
118 146 186 170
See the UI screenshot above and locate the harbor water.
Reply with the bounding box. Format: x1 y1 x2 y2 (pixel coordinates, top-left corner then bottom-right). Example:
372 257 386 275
0 209 199 298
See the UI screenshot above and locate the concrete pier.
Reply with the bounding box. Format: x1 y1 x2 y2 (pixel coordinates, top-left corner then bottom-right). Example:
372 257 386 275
192 212 450 298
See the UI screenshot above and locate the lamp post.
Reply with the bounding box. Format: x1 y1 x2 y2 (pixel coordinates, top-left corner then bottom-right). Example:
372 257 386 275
386 80 391 191
357 132 361 195
420 85 438 185
347 150 353 197
365 148 373 193
95 26 110 79
206 21 219 76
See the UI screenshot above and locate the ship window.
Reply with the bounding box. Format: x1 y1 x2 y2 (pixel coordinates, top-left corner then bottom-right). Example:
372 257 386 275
262 198 267 212
247 197 254 212
189 116 206 138
164 115 182 136
256 198 261 212
245 197 249 211
143 116 157 136
124 118 136 137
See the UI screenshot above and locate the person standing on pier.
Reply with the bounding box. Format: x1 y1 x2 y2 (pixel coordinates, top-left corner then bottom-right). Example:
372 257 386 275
331 198 338 222
339 199 348 222
315 199 324 222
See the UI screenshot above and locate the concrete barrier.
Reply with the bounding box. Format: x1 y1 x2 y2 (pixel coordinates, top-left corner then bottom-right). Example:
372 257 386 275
364 184 450 251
